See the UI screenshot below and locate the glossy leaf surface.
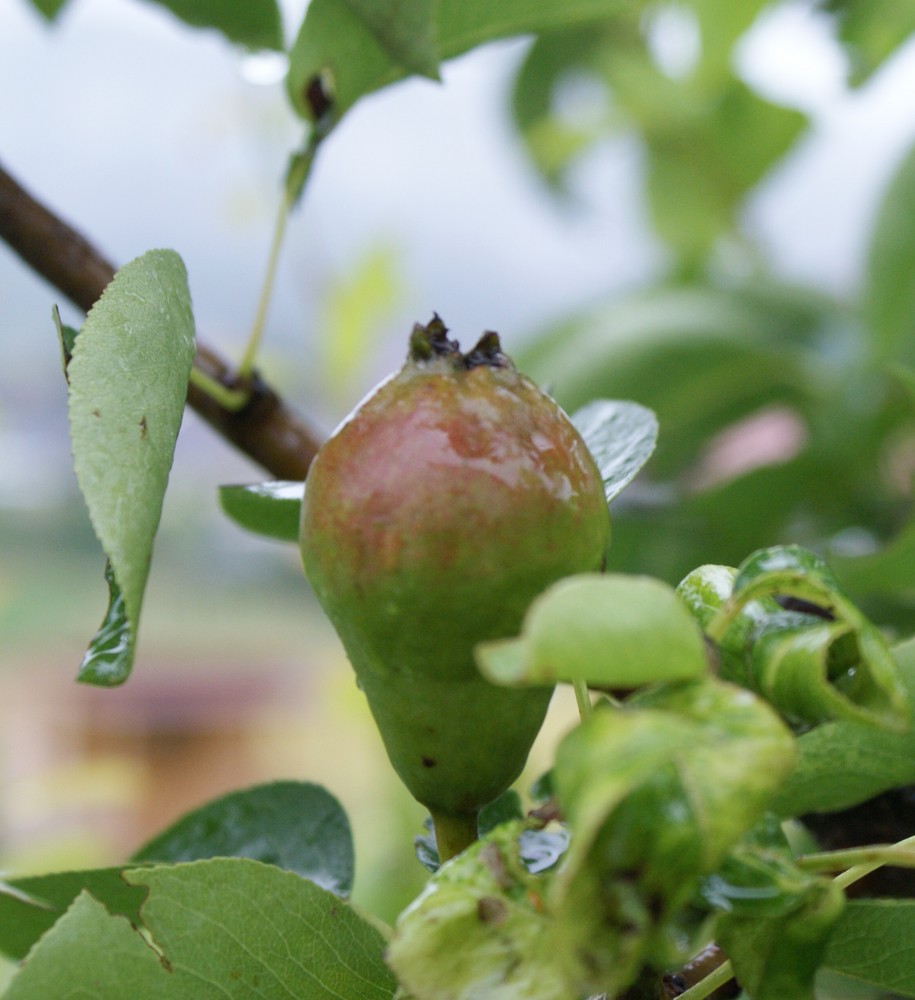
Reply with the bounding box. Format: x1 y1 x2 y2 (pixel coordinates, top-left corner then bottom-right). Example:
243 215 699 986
131 781 354 896
218 480 304 542
570 399 658 505
692 546 910 730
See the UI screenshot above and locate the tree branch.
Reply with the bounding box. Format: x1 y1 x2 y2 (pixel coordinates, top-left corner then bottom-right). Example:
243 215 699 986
0 159 323 480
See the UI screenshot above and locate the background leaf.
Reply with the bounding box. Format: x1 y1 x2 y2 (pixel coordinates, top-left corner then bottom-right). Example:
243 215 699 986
339 0 440 78
826 0 915 84
131 781 355 896
287 0 640 123
146 0 284 50
218 480 303 542
26 0 69 19
4 860 395 1000
864 139 915 367
570 399 658 504
67 249 195 685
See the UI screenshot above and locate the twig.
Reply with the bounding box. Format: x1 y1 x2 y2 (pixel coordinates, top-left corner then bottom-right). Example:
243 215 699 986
0 159 323 480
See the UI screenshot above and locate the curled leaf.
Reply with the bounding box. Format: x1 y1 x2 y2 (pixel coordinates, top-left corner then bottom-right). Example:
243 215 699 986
682 547 910 730
476 573 708 689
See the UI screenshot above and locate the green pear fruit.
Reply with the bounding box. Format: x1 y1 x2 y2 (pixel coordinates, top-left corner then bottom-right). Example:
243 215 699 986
300 317 610 858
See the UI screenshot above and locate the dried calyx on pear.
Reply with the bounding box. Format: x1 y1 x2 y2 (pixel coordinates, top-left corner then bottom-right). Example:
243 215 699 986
300 316 610 859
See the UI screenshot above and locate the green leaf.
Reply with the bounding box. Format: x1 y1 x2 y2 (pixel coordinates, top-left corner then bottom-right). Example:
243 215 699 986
145 0 284 50
476 572 708 688
389 821 569 1000
5 859 396 1000
339 0 441 78
644 79 806 266
27 0 69 19
706 546 910 730
770 636 915 816
131 781 354 896
0 867 146 961
827 0 915 84
218 480 303 542
3 892 168 999
865 139 915 367
52 305 79 373
68 249 196 685
550 677 795 996
823 899 915 997
570 399 658 505
717 874 844 1000
287 0 635 124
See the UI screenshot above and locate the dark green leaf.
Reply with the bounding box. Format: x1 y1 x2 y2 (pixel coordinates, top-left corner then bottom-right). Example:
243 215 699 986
130 781 354 896
479 788 524 833
570 399 658 505
824 899 915 997
287 0 637 124
4 859 396 999
865 139 915 367
718 876 844 1000
68 249 195 686
477 572 708 688
146 0 284 50
218 480 304 542
0 867 146 961
340 0 440 78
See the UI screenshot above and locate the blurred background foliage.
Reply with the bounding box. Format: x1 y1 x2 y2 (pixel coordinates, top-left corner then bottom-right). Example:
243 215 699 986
3 0 915 978
508 0 915 629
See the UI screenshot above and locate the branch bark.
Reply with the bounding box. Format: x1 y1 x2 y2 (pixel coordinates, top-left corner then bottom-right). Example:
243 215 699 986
0 159 323 480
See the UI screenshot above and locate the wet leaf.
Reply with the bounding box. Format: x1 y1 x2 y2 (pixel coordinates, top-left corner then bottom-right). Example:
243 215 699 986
218 480 303 542
570 399 658 505
131 781 354 896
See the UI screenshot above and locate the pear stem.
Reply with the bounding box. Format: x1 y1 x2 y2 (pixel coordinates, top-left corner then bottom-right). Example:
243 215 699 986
432 810 479 863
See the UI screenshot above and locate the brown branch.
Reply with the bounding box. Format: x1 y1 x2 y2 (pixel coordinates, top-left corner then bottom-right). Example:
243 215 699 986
0 159 323 480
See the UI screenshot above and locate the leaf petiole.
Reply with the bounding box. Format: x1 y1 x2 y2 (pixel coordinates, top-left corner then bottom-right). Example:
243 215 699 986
188 365 249 412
